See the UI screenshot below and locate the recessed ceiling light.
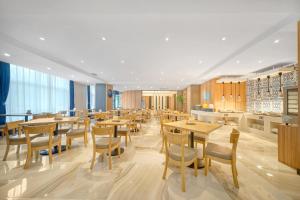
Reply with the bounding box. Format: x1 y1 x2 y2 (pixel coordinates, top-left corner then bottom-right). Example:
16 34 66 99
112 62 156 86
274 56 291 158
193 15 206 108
120 60 125 64
39 37 45 41
258 60 263 64
165 37 169 41
100 72 103 74
47 67 51 70
199 60 203 64
3 53 10 57
101 37 106 41
221 37 227 41
236 60 240 64
274 39 280 44
80 60 84 64
150 86 153 89
160 72 164 75
86 80 89 83
71 75 75 78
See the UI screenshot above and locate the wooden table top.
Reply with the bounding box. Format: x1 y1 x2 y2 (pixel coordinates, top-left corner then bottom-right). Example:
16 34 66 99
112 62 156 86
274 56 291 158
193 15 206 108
0 114 33 117
96 119 129 126
19 117 79 126
163 120 221 135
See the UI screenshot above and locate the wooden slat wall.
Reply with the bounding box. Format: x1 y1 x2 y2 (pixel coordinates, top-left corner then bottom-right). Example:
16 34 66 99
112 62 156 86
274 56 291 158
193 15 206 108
200 79 246 111
121 90 142 109
186 85 201 113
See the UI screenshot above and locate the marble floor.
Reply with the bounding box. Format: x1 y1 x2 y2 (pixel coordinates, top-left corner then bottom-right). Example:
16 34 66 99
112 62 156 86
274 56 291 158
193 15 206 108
0 118 300 200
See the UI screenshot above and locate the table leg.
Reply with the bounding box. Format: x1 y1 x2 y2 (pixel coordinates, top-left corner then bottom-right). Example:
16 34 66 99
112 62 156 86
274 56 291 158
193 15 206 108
110 125 124 156
188 131 205 169
25 116 28 122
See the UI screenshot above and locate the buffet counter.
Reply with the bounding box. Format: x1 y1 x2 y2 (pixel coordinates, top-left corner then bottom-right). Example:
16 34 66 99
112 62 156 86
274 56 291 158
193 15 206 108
191 110 283 139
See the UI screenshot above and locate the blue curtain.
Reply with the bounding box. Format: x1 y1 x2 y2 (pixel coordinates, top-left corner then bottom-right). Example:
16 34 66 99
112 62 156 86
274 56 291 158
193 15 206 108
0 61 10 125
69 80 75 116
87 85 91 110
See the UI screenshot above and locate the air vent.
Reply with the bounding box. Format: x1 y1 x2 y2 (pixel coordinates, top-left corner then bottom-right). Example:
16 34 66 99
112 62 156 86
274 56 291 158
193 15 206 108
253 62 293 73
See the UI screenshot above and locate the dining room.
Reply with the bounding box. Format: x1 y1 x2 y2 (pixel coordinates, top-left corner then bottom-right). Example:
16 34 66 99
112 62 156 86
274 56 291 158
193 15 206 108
0 1 300 200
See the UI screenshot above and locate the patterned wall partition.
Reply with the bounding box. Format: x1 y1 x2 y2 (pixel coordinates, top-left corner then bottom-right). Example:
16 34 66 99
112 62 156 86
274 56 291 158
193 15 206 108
246 71 298 113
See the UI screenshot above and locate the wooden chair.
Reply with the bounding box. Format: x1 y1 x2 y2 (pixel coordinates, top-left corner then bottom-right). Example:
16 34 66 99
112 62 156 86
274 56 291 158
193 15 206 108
117 120 132 147
204 128 240 188
160 118 172 153
162 127 198 192
23 123 61 169
3 120 26 161
66 118 90 149
90 126 121 170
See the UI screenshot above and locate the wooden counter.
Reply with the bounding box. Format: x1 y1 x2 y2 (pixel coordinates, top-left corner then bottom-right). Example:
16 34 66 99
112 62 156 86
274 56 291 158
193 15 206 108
278 124 300 174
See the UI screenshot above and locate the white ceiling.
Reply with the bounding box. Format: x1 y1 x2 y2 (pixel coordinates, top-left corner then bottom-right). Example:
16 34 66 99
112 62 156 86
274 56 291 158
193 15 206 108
0 0 299 91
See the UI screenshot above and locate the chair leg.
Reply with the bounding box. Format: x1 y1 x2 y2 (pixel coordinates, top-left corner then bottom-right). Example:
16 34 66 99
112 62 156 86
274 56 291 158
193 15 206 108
3 144 10 161
35 150 39 161
58 141 62 154
48 147 53 165
16 144 20 154
204 157 208 176
69 138 72 149
90 150 96 169
24 148 32 169
162 157 169 179
108 151 112 170
125 135 128 147
231 161 239 188
128 134 132 142
181 164 186 192
194 158 198 177
209 158 211 166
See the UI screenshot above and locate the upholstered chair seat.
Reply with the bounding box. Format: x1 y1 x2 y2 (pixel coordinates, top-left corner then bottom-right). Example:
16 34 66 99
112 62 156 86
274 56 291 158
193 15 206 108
168 145 198 162
205 143 232 160
31 136 59 147
96 137 121 148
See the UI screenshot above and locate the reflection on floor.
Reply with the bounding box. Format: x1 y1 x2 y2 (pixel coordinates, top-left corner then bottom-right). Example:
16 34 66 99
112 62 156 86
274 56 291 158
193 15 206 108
0 118 299 200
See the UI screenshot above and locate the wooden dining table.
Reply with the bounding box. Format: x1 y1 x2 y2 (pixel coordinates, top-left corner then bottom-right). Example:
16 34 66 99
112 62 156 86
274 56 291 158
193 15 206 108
163 120 221 168
96 119 129 156
20 117 79 155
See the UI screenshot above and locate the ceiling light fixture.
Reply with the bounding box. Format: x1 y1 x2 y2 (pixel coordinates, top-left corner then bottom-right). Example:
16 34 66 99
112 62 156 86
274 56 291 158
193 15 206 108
39 37 45 41
3 53 10 57
100 72 103 74
236 60 240 64
221 37 227 41
71 75 75 78
80 60 84 64
47 67 51 70
258 60 263 64
165 37 169 41
199 60 203 64
120 60 125 64
101 37 106 41
274 39 280 44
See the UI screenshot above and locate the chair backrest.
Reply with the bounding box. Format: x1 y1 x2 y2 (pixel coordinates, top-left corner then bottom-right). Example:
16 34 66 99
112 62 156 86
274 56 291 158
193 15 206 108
5 120 24 142
91 126 114 148
23 123 56 145
230 128 240 154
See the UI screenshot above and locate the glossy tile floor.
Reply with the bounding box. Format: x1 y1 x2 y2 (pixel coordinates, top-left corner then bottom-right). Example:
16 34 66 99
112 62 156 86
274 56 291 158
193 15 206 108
0 118 300 200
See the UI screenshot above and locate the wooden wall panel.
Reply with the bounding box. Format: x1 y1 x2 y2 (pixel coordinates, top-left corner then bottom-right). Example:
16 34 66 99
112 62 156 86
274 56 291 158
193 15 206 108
121 90 142 109
200 79 246 111
186 85 201 113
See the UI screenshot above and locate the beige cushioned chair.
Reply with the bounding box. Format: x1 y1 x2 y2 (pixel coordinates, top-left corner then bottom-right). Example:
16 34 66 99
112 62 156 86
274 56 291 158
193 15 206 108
90 126 121 170
204 128 240 188
23 123 61 169
162 126 198 192
66 118 90 149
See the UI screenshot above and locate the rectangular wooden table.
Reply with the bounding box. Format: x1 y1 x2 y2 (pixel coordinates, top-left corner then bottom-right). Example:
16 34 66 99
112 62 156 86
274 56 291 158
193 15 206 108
164 120 221 168
96 119 129 156
20 117 79 154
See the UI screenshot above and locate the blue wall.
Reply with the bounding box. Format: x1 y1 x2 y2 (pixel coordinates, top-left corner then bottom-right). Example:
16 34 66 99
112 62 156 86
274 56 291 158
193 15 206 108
95 83 106 111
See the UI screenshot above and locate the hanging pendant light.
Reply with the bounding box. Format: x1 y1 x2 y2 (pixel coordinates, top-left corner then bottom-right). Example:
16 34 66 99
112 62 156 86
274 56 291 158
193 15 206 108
278 72 283 97
221 82 225 101
257 78 261 99
229 82 233 98
267 75 271 96
237 81 241 102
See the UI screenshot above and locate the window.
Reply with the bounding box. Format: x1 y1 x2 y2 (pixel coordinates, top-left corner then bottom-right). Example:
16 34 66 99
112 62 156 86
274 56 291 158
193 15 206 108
6 64 69 121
